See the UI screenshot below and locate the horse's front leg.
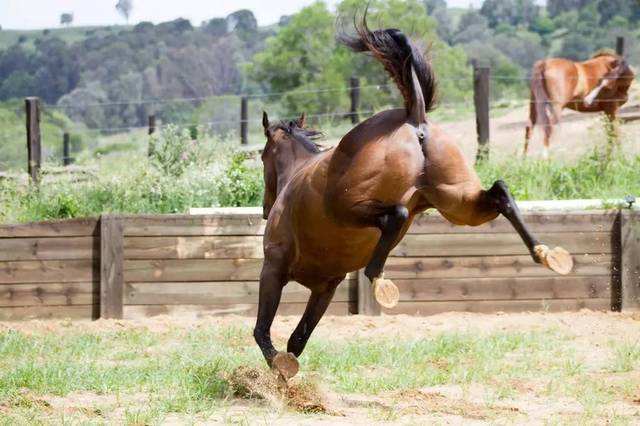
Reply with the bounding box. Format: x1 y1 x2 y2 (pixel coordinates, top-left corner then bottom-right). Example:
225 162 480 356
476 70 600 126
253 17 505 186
485 180 573 274
287 279 341 359
253 250 290 374
363 205 409 308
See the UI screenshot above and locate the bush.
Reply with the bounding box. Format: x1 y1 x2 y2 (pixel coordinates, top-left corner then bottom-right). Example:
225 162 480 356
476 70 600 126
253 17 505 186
149 125 198 177
214 152 263 207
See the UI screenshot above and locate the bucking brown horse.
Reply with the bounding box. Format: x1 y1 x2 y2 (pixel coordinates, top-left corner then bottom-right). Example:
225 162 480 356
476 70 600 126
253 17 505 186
524 51 634 158
255 20 574 380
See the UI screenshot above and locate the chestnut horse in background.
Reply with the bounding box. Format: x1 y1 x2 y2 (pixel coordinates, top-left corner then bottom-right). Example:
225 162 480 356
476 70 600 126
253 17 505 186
524 52 635 158
255 20 574 381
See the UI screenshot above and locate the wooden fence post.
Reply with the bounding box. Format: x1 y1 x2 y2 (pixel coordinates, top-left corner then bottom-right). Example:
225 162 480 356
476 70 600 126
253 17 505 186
147 114 156 157
349 76 360 124
62 132 72 166
100 215 124 319
240 96 248 145
473 66 490 162
25 97 41 184
616 36 625 56
620 210 640 310
357 269 381 316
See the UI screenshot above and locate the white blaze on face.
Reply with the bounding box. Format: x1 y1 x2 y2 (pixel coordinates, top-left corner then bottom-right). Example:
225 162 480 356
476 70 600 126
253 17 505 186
584 79 610 106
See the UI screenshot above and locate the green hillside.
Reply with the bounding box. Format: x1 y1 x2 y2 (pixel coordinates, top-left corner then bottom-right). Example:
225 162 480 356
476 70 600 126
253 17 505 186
0 25 130 50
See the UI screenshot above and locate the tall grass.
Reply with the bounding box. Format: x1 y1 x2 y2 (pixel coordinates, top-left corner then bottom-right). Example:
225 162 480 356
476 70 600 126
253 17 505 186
476 149 640 200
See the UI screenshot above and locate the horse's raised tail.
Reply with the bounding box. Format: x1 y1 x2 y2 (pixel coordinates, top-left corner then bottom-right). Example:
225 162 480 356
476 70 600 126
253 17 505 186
338 19 436 124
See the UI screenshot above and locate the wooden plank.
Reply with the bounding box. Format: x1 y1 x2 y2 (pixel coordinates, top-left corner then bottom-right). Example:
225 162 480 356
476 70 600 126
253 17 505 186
123 215 266 237
621 211 640 310
124 254 607 283
382 298 611 316
0 282 97 307
0 305 95 321
392 232 612 257
0 218 99 238
124 258 263 282
121 211 616 237
124 236 263 259
0 237 98 261
392 276 610 301
123 301 354 319
0 259 97 284
384 254 610 279
123 231 611 261
100 215 124 319
357 269 380 316
124 280 356 305
408 211 618 234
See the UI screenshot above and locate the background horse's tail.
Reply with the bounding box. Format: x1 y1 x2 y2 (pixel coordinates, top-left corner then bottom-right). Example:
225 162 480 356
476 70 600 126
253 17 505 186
530 61 554 133
339 18 436 123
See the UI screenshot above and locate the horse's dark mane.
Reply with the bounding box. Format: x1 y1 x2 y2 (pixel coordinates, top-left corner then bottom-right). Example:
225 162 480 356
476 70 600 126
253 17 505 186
272 121 323 153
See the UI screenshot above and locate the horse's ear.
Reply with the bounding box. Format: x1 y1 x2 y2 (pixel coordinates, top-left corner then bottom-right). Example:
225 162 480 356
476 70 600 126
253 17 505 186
262 111 270 132
296 112 306 128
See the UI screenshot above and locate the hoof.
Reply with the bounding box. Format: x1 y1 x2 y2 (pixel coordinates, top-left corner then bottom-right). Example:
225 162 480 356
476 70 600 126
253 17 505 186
372 277 400 308
271 352 299 380
534 245 573 275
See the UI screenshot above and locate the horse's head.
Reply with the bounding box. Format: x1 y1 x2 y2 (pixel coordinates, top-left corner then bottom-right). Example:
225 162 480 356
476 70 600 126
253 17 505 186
261 111 322 220
596 53 635 93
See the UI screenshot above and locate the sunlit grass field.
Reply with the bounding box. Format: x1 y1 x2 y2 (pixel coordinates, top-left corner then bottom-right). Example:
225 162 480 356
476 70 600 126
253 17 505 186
0 317 638 424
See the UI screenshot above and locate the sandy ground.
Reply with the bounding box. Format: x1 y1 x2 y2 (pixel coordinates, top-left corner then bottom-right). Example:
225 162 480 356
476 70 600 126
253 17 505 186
3 310 640 424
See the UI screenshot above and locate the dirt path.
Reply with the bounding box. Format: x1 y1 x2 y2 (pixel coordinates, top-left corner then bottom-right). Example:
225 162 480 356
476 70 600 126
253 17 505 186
441 98 640 163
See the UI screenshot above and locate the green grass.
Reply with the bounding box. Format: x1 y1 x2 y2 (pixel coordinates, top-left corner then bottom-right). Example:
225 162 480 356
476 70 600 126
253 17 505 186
0 324 635 423
476 148 640 200
610 341 640 373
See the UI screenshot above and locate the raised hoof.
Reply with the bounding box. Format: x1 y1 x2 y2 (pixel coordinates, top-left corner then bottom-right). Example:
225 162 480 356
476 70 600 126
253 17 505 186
271 352 299 380
534 245 574 275
372 277 400 309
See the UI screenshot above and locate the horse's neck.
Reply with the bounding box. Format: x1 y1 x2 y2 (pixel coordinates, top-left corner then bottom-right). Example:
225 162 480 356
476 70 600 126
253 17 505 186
276 143 317 191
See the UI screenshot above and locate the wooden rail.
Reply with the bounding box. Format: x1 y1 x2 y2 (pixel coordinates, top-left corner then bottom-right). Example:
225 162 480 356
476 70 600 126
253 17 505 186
0 210 637 320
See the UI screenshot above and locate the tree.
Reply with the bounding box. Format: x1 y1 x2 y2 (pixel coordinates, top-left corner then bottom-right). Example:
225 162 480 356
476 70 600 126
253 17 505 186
60 13 74 27
454 10 491 44
227 10 257 33
479 0 539 28
251 0 471 116
423 0 446 13
547 0 591 18
597 0 632 25
204 18 227 37
116 0 133 22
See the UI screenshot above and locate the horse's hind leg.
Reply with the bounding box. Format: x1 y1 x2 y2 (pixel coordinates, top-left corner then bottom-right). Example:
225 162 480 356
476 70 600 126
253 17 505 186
253 251 296 378
474 180 573 274
287 280 340 358
363 205 409 308
524 95 536 156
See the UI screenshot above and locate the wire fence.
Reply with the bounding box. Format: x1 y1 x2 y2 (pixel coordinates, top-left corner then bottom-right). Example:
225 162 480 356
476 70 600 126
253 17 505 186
0 68 638 171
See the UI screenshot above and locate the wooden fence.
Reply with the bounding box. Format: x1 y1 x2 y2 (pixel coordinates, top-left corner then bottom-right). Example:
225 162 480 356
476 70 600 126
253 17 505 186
0 210 638 321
